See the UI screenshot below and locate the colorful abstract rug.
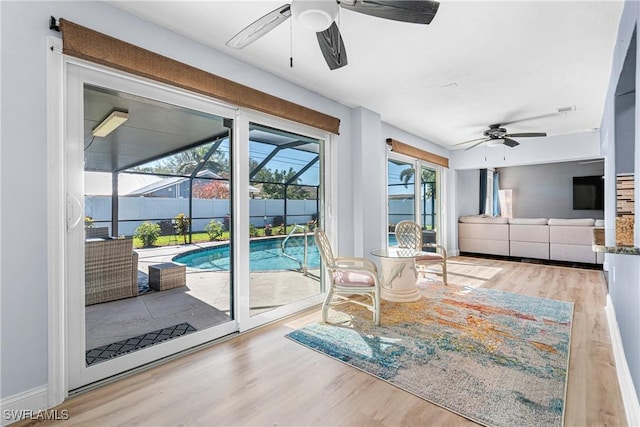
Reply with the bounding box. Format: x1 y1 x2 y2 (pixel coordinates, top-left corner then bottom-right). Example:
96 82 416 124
286 283 573 427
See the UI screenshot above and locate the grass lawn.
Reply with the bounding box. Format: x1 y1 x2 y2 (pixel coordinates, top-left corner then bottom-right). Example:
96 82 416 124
133 225 307 249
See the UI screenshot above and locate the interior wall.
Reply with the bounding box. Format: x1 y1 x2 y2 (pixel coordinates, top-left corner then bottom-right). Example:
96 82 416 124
497 161 605 219
616 92 636 174
351 107 385 258
451 130 602 170
600 0 640 409
615 30 636 175
455 169 480 217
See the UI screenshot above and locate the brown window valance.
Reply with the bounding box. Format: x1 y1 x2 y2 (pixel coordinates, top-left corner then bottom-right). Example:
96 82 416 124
386 138 449 168
59 19 340 135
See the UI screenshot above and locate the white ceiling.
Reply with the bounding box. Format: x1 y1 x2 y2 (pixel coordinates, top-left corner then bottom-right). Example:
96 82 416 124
111 0 624 150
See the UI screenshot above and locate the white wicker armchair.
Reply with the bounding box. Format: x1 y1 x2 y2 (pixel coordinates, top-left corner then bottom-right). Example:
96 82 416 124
395 220 448 284
314 229 380 325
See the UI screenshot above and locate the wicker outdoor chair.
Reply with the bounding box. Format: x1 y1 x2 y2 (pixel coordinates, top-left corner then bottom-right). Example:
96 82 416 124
85 226 110 239
85 238 139 305
395 220 448 284
314 229 381 325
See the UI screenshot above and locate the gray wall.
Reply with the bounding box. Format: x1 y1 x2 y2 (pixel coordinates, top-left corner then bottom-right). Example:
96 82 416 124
600 0 640 404
497 161 604 219
456 169 480 217
615 30 635 175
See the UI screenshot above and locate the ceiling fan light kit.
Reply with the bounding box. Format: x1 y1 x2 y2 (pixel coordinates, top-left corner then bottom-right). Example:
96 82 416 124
486 139 505 147
291 0 338 32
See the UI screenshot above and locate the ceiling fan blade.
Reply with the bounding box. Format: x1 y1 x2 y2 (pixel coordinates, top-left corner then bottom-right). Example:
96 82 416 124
502 138 520 148
226 4 291 49
504 132 547 138
453 137 488 146
316 22 348 70
340 0 440 25
464 139 489 151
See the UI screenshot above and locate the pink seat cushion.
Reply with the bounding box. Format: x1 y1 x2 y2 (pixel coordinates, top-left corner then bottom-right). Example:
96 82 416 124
415 253 443 261
333 271 375 286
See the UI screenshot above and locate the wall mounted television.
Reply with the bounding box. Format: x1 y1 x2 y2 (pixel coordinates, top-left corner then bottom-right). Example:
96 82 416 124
573 175 604 210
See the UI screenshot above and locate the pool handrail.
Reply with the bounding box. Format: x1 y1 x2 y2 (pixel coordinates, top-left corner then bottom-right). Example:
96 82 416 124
281 224 308 274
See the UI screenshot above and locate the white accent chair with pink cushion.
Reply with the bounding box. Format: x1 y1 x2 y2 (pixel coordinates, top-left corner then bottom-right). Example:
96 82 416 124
314 229 381 325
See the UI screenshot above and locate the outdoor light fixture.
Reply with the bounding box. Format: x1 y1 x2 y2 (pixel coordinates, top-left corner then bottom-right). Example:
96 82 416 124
92 110 128 137
291 0 338 32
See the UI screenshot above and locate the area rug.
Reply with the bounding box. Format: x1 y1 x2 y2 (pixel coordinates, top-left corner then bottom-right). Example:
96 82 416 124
286 283 573 427
86 322 196 366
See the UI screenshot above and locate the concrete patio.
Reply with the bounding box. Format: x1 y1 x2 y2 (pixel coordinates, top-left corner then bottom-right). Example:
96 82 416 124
85 243 321 351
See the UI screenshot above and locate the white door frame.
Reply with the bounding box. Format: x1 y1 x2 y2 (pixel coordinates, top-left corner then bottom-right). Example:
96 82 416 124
235 110 331 332
64 60 239 390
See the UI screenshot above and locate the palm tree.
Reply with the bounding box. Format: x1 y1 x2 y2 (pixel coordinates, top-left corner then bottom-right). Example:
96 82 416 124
400 166 436 198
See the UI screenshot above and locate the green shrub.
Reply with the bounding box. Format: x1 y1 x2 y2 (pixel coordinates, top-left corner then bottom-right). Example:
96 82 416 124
249 223 259 237
205 220 224 241
175 213 190 244
134 222 161 248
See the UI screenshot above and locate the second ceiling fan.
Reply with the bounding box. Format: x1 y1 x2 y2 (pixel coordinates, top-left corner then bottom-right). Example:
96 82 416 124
226 0 439 70
455 124 547 151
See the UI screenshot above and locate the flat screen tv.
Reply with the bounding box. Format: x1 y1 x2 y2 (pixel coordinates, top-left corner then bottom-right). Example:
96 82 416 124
573 175 604 210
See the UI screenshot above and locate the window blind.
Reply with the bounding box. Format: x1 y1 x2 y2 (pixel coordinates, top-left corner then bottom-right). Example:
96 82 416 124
59 19 340 135
386 138 449 168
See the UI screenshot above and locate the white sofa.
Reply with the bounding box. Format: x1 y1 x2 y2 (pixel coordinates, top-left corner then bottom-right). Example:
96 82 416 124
509 218 549 259
458 216 603 264
458 215 510 256
549 218 605 264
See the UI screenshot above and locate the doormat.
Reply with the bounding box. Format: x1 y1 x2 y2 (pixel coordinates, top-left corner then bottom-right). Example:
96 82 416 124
86 322 196 366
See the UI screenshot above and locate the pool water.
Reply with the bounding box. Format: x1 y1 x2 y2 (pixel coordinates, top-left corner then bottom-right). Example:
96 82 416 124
173 236 320 272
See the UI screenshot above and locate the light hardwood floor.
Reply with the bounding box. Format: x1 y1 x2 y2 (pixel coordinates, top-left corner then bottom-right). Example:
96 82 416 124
17 256 627 426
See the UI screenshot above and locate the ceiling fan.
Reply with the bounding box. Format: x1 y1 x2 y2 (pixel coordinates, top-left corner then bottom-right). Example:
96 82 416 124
226 0 439 70
454 124 547 151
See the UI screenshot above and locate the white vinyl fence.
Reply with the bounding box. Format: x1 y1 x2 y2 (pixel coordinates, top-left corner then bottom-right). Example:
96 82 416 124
85 196 319 236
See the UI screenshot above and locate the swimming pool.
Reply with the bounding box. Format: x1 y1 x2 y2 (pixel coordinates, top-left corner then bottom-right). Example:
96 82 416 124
173 236 320 272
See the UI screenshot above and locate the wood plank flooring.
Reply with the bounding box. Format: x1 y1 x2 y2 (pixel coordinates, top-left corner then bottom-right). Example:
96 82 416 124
16 256 627 426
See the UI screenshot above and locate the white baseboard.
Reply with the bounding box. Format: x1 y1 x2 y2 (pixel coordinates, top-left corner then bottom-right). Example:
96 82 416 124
606 295 640 426
0 386 49 426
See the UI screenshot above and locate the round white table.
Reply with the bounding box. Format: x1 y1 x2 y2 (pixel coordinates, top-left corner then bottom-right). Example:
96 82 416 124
371 247 427 302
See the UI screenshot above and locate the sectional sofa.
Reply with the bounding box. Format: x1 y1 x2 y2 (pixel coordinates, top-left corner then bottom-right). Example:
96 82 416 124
458 215 604 264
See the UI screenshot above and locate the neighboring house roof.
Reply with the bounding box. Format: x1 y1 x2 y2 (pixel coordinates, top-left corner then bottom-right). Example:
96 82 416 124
125 170 259 196
84 172 163 196
125 176 185 196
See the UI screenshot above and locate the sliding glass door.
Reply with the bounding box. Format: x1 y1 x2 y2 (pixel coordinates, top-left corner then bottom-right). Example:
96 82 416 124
67 65 238 390
246 123 323 317
387 154 442 247
66 63 330 390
